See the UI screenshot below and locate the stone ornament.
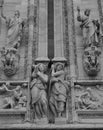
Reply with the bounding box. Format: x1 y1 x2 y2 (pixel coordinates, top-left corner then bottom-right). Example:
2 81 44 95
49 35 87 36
30 63 48 119
77 7 102 76
0 47 20 76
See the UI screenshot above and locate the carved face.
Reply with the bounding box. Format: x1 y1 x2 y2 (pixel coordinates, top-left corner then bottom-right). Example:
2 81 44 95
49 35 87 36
14 10 20 18
84 9 90 16
56 64 63 71
38 64 45 72
16 85 21 91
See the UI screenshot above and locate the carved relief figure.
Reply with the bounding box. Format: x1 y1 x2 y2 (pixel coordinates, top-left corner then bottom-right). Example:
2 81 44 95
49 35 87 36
31 63 48 119
0 83 27 109
49 62 69 118
77 7 102 48
1 2 24 49
75 85 103 110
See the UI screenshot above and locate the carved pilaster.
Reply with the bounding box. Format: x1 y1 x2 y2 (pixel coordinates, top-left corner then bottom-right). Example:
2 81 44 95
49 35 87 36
36 0 49 62
67 0 77 123
52 0 66 62
26 0 35 122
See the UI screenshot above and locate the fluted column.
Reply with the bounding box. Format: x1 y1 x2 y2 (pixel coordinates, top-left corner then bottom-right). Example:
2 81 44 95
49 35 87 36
36 0 49 62
53 0 66 62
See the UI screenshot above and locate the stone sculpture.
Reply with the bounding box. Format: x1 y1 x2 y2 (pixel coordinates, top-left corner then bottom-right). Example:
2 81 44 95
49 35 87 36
0 47 20 76
0 2 24 49
77 7 102 48
83 46 101 76
31 63 48 119
77 7 102 76
49 62 69 119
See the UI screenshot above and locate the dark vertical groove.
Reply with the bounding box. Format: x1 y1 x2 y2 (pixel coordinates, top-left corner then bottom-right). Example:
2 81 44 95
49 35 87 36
48 0 54 59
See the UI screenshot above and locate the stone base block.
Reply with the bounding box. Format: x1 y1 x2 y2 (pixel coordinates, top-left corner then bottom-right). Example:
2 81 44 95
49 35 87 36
0 109 26 124
76 110 103 123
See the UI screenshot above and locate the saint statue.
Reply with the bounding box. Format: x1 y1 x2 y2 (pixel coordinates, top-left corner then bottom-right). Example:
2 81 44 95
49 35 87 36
1 2 24 49
77 7 101 47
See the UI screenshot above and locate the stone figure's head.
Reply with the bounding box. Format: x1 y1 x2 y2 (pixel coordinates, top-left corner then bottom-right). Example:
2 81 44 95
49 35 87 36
55 62 64 71
15 85 21 91
84 9 90 16
38 63 45 72
14 10 20 18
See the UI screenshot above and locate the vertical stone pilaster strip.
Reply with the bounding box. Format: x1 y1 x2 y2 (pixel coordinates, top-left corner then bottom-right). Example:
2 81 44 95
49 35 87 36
67 0 77 123
36 0 49 61
26 0 34 121
97 0 103 33
53 0 66 61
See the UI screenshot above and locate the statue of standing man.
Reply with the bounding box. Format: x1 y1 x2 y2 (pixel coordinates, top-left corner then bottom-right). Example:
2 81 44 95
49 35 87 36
77 7 101 47
0 0 24 49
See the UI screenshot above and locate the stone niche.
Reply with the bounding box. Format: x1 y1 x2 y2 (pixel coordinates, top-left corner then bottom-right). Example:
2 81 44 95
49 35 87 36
74 80 103 123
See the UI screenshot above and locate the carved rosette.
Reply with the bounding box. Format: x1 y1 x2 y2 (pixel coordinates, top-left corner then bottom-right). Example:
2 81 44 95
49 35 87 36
83 46 101 76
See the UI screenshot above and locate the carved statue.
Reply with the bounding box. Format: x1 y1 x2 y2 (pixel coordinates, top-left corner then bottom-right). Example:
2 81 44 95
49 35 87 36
49 62 69 118
0 83 27 109
0 1 24 49
0 47 20 76
83 45 101 76
77 7 102 48
31 63 48 119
